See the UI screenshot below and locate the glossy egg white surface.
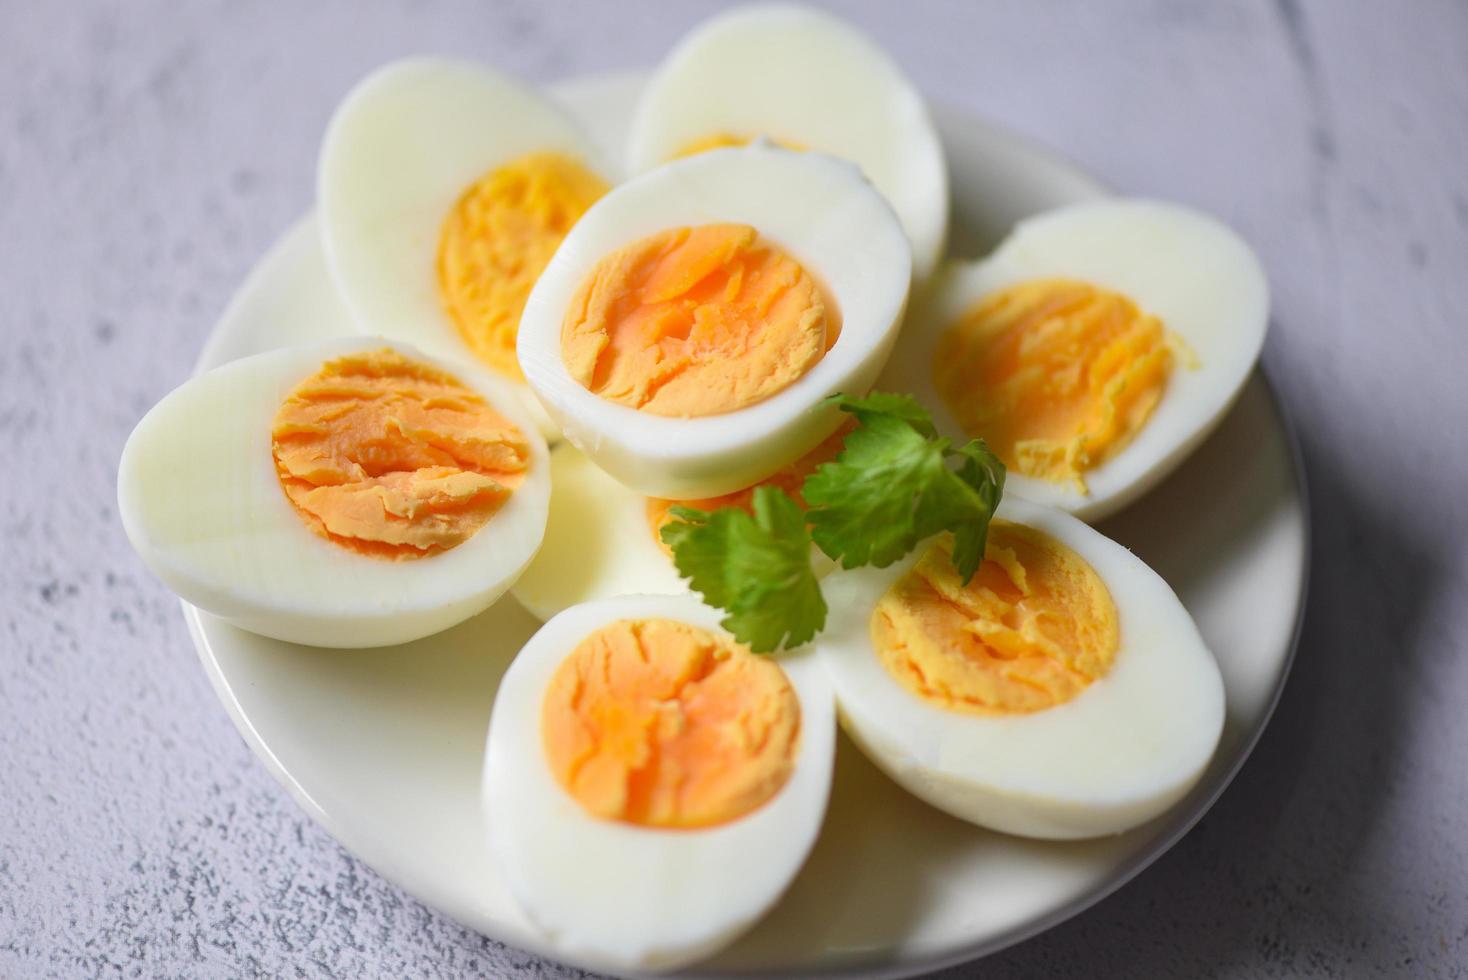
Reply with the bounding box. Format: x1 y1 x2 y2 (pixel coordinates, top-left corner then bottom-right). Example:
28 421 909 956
117 338 550 648
626 2 948 281
510 443 687 621
317 58 609 437
816 496 1225 840
882 198 1269 523
518 143 912 499
482 594 836 972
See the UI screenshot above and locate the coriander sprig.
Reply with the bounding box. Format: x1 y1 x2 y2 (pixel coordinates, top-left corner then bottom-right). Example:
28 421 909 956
660 392 1005 653
804 393 1005 583
661 487 827 653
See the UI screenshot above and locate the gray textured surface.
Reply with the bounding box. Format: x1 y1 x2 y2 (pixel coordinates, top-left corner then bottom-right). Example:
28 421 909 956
3 0 1466 977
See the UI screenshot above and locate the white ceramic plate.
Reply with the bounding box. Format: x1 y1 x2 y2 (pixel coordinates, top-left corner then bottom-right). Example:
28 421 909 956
185 74 1307 978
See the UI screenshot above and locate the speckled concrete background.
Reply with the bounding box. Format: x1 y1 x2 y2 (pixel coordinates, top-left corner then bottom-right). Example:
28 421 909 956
3 1 1465 977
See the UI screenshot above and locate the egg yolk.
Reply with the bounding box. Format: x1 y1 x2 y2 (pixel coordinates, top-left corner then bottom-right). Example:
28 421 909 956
672 132 805 158
872 522 1119 714
644 421 853 554
934 279 1178 491
541 618 800 829
271 349 529 560
560 223 838 417
438 152 607 380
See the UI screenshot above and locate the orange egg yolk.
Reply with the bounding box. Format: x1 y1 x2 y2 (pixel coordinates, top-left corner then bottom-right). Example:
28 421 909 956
271 349 529 560
644 421 853 554
438 152 607 380
541 618 800 828
934 278 1178 491
560 223 838 417
672 132 805 158
872 522 1119 714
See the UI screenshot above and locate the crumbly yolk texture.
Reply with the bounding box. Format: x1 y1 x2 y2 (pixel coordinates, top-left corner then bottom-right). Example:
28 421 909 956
271 349 529 560
672 132 805 158
644 422 853 555
934 278 1179 492
437 152 607 380
872 522 1119 714
541 618 800 829
560 223 837 417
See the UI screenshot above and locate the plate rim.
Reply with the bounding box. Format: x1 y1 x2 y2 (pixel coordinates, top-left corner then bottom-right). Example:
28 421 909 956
182 71 1311 980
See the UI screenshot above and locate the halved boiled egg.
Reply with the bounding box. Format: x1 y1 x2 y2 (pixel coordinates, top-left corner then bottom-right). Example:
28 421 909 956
816 496 1223 839
517 143 911 498
117 338 550 648
511 426 849 620
881 198 1268 522
627 3 948 281
482 594 835 971
318 58 611 436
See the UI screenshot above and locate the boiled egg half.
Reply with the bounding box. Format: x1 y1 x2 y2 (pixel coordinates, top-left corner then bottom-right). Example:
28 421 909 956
816 495 1224 839
881 198 1268 522
517 142 911 498
627 3 948 280
117 339 550 648
318 58 611 436
482 594 835 971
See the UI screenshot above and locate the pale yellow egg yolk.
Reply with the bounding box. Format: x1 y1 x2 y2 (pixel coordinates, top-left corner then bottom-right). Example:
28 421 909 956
934 279 1179 492
872 522 1119 714
644 421 853 554
437 152 608 380
672 132 806 158
271 349 529 560
560 223 838 417
541 618 800 829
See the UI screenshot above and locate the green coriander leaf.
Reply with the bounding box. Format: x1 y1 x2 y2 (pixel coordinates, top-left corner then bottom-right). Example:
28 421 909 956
661 505 739 609
804 393 1006 582
926 439 1006 582
659 487 825 653
952 438 1007 500
826 391 938 439
802 413 948 568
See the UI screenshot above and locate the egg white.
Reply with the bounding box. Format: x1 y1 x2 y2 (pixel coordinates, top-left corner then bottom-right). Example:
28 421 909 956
482 594 835 972
626 2 948 281
117 338 551 648
518 143 912 499
882 198 1269 523
317 58 610 438
816 496 1224 839
510 443 688 621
